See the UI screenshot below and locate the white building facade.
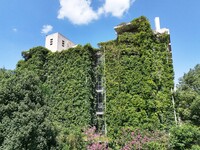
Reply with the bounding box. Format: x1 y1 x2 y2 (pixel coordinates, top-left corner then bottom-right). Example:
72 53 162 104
45 32 76 52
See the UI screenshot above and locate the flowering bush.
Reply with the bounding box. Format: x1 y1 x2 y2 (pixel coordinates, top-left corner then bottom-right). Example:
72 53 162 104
84 127 168 150
84 127 108 150
113 128 168 150
120 129 151 150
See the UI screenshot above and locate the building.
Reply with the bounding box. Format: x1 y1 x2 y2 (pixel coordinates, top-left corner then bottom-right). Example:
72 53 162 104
98 17 173 135
43 17 173 135
45 32 76 52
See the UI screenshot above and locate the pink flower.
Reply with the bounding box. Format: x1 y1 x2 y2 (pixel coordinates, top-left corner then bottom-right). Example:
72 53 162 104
131 140 136 145
137 134 141 140
131 132 134 136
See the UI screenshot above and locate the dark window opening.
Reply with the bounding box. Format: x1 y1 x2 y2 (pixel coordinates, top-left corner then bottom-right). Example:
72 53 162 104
50 39 53 45
62 40 65 47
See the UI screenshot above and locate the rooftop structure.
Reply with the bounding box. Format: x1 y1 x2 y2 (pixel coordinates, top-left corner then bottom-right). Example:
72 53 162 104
114 17 170 35
154 17 170 34
114 22 133 34
45 32 76 52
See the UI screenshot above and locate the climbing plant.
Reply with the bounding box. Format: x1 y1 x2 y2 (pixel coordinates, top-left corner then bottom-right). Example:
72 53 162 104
0 16 175 149
15 44 97 148
99 16 174 138
44 44 97 147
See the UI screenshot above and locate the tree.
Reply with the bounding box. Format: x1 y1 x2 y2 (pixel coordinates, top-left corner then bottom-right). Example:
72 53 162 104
175 64 200 125
0 70 57 149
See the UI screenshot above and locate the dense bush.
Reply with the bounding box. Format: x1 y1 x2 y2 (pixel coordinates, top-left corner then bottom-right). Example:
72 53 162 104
170 124 200 149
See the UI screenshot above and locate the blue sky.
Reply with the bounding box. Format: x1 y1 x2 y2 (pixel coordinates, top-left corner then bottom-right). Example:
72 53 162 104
0 0 200 85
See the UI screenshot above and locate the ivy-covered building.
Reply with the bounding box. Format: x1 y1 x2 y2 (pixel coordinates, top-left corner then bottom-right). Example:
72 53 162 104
42 16 174 137
5 16 174 148
98 16 174 137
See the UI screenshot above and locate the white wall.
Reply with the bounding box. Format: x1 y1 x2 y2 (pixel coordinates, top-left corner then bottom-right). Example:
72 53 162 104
45 33 75 52
45 33 58 52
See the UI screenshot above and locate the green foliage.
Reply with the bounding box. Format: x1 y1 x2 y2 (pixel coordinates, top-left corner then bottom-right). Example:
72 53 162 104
191 145 200 150
99 16 174 138
58 129 85 150
43 44 96 147
146 142 167 150
109 128 169 149
0 70 57 150
115 16 152 35
169 124 200 149
14 44 97 148
176 64 200 125
0 16 175 149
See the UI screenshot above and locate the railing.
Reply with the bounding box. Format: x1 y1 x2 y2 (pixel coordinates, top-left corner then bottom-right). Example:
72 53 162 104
96 83 103 91
96 102 104 115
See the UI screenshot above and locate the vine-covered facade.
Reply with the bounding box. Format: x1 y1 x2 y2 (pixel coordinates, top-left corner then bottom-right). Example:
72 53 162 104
0 16 174 149
99 16 174 137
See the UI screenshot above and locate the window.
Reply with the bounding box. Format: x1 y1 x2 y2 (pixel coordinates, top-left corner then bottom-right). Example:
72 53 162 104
50 39 53 45
62 40 65 47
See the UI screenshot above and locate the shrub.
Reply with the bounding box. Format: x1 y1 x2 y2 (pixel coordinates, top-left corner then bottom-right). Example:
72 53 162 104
170 124 200 149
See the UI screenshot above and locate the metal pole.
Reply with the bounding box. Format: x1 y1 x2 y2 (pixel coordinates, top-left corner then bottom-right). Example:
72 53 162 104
171 88 177 125
103 46 107 136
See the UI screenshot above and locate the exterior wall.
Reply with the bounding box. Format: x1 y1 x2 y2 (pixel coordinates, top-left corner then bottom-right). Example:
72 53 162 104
45 32 75 52
57 33 75 52
45 33 59 52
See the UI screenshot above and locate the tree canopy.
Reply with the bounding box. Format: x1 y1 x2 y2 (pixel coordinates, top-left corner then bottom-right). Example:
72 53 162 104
175 64 200 125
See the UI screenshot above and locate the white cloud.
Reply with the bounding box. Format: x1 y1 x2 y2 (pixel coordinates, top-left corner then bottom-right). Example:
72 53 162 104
12 28 18 32
100 0 134 17
57 0 98 25
41 25 53 34
57 0 135 25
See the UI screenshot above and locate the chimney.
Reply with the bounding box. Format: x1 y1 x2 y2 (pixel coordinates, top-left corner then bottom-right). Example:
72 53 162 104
155 17 160 31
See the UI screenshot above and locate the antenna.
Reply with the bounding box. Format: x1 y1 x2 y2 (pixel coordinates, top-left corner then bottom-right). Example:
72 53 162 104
155 17 161 31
